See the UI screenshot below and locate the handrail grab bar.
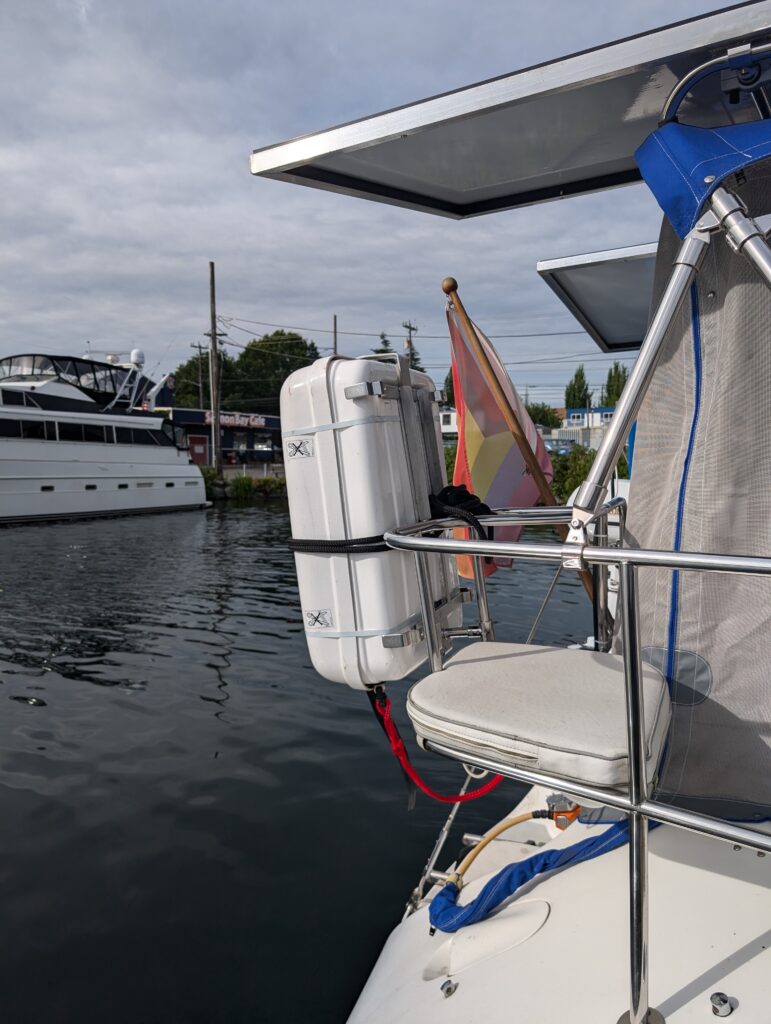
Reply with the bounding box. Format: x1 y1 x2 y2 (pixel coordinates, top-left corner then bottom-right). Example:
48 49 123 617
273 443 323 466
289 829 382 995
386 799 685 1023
385 523 771 577
423 737 771 855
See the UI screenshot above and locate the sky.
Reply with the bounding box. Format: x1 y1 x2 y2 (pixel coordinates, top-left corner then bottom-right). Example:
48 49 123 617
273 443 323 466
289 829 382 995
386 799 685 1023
0 0 740 405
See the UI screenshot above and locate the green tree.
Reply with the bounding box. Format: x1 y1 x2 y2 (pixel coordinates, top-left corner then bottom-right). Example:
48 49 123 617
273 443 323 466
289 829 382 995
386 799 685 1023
372 332 393 354
227 331 319 414
443 368 455 407
600 361 629 406
551 446 597 503
526 402 561 428
172 349 239 408
172 351 209 407
408 344 425 372
550 446 629 503
172 331 319 414
565 365 592 410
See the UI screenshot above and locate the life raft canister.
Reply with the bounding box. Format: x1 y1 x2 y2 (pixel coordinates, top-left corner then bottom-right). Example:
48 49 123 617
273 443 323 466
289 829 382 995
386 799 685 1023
281 356 462 689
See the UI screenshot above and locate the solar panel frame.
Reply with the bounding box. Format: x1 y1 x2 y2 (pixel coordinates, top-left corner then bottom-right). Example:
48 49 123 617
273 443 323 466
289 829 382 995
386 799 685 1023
250 2 771 218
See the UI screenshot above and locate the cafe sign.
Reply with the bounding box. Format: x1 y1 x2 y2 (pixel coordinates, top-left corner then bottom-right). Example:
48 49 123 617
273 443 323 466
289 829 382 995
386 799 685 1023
205 411 266 428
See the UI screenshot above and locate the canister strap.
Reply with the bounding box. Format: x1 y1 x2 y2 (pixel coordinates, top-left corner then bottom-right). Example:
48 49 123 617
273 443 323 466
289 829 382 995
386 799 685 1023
288 535 390 554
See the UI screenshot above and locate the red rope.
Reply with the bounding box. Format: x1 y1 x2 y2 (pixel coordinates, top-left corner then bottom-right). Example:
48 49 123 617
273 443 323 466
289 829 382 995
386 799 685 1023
373 693 504 804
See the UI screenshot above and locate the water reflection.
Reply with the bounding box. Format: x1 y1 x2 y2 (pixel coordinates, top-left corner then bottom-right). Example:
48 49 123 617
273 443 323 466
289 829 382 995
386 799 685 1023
0 506 590 1023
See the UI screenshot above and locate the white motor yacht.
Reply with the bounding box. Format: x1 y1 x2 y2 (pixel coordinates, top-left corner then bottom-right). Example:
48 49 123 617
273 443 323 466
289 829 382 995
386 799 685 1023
0 351 206 523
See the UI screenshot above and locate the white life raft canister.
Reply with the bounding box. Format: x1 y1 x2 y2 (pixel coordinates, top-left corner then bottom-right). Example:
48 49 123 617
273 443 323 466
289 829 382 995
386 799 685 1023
281 356 462 689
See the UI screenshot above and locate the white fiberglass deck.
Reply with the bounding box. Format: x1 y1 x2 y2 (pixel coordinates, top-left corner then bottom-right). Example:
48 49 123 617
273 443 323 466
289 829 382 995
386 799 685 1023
349 795 771 1023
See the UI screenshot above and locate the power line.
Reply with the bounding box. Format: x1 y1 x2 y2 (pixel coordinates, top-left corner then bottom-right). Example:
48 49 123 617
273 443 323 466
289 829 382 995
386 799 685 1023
220 313 587 341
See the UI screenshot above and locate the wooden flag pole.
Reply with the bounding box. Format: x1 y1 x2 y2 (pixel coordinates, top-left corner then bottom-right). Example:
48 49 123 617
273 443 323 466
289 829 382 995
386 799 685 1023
442 277 594 601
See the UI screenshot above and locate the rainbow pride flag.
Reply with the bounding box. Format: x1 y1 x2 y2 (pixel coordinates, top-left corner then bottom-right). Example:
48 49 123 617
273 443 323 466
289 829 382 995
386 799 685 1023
448 307 553 578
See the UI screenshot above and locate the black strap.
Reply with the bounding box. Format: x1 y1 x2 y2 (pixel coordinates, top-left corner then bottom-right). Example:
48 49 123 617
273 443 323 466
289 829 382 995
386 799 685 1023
290 486 494 556
429 485 495 563
288 534 389 554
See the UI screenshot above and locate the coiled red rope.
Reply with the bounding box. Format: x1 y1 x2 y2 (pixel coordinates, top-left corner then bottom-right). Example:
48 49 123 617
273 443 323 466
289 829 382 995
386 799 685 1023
371 691 504 804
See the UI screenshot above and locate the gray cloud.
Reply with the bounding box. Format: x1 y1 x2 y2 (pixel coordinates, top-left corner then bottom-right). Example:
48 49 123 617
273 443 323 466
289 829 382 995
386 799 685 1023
0 0 734 397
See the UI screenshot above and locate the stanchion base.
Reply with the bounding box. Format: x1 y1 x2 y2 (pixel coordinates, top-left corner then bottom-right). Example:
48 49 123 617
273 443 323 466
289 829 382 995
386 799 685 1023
617 1010 665 1024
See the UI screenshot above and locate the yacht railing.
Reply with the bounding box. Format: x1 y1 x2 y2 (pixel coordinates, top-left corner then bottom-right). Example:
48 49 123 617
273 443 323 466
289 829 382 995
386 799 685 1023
384 504 771 1024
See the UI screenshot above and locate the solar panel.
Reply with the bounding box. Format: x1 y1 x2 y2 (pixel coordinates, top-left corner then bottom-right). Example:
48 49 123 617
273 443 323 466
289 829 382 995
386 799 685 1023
537 245 657 353
251 3 771 218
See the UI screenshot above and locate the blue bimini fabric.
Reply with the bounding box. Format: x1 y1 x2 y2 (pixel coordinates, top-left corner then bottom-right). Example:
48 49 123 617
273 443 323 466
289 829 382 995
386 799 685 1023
635 120 771 238
429 821 644 933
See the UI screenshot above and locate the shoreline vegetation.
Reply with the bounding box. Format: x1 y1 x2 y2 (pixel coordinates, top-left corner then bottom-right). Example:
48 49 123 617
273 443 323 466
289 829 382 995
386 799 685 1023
200 445 627 506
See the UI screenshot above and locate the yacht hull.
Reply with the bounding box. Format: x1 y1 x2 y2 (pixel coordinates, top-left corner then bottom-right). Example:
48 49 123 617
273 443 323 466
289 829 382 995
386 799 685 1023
0 439 206 523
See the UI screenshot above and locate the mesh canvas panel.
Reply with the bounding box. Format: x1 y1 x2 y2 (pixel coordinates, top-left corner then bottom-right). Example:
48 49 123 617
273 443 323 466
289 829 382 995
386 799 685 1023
626 161 771 820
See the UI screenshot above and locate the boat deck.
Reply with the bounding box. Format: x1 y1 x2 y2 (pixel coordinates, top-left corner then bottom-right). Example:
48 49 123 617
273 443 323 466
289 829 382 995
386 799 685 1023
349 805 771 1022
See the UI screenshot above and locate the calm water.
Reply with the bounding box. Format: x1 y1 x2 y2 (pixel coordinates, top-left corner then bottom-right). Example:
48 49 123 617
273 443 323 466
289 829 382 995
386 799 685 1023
0 505 590 1023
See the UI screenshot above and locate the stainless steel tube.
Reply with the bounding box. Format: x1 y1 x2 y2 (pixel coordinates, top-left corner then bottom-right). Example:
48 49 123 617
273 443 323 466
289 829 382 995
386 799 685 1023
742 233 771 287
659 43 771 123
471 547 495 641
626 813 650 1024
620 563 653 1024
588 546 771 576
620 564 648 810
414 552 443 672
423 738 771 855
573 234 708 518
593 512 611 652
385 529 771 578
526 567 562 645
406 773 471 914
710 186 771 291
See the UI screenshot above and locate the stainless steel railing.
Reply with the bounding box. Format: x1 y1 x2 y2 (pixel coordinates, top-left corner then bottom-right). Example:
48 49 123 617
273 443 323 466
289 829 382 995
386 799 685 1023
384 503 771 1024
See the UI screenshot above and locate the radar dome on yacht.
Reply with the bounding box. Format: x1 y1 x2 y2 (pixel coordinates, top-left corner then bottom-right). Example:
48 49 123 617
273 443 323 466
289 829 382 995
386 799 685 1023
130 348 145 368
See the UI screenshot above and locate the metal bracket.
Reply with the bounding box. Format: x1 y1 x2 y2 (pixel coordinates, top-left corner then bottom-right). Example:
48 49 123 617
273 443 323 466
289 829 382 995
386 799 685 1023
561 539 588 571
382 626 423 649
381 588 471 649
344 380 400 400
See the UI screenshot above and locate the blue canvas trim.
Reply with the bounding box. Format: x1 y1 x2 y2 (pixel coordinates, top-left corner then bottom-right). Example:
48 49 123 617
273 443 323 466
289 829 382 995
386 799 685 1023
626 421 637 475
665 284 702 686
635 121 771 238
429 821 647 933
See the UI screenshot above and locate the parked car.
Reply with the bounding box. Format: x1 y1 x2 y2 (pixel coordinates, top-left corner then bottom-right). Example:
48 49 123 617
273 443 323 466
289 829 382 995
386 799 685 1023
544 439 576 456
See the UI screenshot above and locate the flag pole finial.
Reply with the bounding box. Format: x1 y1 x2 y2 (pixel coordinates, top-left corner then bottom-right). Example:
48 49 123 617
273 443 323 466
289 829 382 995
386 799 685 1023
442 277 458 295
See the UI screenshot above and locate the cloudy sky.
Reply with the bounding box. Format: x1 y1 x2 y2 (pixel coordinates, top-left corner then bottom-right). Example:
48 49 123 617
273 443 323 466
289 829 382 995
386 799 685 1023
0 0 736 404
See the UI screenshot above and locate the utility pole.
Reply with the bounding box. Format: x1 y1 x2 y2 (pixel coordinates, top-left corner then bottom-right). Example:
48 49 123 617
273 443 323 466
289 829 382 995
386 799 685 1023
205 261 225 475
333 313 338 356
190 341 205 407
402 319 418 364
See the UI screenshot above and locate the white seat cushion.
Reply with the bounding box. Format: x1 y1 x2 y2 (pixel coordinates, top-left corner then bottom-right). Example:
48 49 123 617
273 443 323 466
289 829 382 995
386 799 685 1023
407 642 670 789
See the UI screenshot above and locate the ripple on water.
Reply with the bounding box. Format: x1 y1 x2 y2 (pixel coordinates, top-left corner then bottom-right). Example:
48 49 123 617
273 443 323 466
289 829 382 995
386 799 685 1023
0 505 591 1023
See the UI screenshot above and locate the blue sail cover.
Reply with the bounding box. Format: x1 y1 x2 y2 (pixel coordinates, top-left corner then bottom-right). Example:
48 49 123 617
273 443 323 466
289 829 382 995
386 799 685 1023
635 120 771 238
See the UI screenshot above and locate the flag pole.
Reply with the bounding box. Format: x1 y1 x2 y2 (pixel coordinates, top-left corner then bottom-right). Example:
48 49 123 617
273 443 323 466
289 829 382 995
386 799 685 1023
442 277 594 601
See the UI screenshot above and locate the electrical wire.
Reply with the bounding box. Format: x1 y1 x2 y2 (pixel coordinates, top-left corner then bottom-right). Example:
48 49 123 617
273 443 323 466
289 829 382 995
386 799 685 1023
219 313 587 341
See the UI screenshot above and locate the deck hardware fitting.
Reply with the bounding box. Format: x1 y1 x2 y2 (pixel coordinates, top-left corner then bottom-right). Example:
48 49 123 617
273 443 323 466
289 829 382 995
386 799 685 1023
710 991 733 1016
440 980 458 999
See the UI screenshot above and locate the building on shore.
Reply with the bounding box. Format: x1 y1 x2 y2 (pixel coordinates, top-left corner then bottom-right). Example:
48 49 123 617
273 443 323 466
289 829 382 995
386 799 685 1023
160 408 282 467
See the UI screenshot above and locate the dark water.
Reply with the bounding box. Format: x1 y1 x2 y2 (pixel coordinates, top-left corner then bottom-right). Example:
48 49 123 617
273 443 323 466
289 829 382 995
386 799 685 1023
0 506 590 1023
